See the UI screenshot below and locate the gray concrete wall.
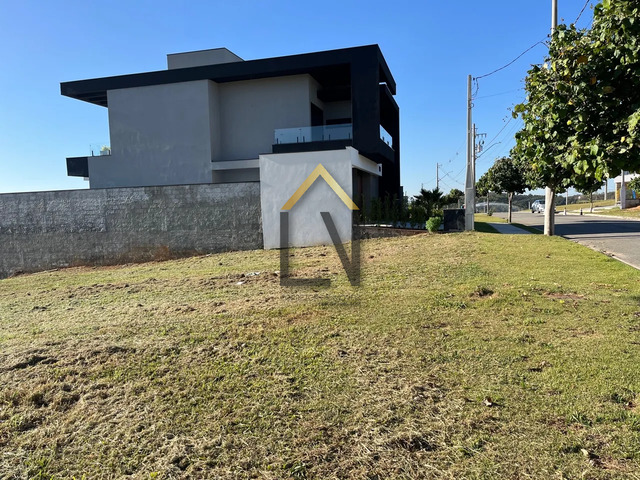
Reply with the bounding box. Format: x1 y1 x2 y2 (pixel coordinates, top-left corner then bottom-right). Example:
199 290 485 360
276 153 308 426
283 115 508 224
218 75 314 161
91 80 215 189
90 75 316 189
0 183 262 279
259 149 355 249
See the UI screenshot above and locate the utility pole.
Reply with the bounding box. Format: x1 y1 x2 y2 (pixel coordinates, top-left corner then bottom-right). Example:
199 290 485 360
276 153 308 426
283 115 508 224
472 124 487 213
474 125 486 177
472 124 477 183
545 0 559 236
604 177 608 200
436 163 441 190
465 75 474 231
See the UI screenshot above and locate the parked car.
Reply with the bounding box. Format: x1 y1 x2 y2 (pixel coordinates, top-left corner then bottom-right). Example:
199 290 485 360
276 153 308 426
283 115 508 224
531 200 545 213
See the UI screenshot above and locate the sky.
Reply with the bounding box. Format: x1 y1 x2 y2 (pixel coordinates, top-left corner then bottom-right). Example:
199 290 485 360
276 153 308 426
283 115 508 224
0 0 596 197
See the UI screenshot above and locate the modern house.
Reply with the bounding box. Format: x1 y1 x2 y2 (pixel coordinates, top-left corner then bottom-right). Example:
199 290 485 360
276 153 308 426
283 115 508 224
61 45 401 205
1 45 403 279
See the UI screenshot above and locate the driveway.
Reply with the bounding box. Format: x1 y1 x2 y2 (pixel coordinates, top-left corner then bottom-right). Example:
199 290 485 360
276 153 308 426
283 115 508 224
498 211 640 269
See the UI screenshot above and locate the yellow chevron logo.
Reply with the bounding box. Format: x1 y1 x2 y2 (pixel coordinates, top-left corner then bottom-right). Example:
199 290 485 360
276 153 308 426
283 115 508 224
281 163 359 211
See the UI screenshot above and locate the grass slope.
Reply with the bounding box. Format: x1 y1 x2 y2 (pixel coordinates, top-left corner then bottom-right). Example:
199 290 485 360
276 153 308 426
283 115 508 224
561 200 616 212
1 233 640 479
589 206 640 219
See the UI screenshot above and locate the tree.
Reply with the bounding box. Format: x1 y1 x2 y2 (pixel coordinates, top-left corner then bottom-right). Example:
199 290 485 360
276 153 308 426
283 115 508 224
442 188 464 207
475 174 491 214
511 25 586 235
484 157 528 223
628 176 640 195
578 176 604 213
413 188 443 219
513 0 640 235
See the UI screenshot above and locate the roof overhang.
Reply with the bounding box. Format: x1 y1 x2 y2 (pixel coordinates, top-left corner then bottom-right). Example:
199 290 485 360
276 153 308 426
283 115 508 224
60 45 396 108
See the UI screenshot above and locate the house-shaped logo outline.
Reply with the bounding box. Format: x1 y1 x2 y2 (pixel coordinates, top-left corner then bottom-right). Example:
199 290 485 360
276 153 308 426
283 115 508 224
278 163 360 287
281 163 359 211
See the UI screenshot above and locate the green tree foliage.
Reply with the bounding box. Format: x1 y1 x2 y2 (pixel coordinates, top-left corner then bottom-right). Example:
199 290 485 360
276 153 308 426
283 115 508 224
628 176 640 194
512 0 640 233
441 188 464 207
475 175 490 198
484 157 528 223
413 188 444 219
578 176 604 213
475 174 491 215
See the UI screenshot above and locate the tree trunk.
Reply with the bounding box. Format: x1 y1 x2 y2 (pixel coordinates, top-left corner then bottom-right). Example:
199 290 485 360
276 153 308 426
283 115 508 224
508 192 513 223
486 193 489 214
589 192 593 213
544 186 555 236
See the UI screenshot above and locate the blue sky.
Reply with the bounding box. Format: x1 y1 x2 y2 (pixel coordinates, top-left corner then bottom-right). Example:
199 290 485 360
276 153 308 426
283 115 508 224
0 0 595 196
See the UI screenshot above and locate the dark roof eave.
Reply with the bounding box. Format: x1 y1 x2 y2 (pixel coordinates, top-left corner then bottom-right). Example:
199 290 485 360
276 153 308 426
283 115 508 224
60 44 396 107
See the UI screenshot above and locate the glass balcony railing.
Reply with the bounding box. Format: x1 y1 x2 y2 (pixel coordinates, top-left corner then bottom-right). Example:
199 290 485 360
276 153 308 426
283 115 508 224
89 144 111 156
274 123 352 145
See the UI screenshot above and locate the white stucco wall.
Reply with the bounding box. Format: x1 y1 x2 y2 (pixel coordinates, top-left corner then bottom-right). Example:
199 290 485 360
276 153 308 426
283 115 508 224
90 80 215 188
260 149 357 249
218 75 315 161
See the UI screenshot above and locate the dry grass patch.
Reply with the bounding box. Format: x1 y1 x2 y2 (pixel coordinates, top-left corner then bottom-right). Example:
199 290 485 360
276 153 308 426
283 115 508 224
1 233 640 478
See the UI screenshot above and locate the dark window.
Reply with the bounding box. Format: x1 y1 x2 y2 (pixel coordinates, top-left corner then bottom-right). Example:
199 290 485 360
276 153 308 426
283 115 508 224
326 118 351 125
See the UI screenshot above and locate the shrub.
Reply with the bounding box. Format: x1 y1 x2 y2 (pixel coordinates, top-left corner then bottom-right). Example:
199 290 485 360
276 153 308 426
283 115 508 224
408 203 427 228
426 216 442 233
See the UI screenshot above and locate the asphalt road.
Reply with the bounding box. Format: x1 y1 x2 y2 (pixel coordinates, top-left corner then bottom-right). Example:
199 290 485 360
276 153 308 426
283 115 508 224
497 211 640 269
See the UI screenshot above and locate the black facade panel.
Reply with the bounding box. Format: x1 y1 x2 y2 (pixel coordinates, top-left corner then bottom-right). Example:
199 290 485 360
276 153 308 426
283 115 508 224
66 157 89 177
272 140 352 155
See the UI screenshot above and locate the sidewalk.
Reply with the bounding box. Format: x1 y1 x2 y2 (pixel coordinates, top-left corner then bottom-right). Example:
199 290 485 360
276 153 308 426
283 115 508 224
487 223 531 234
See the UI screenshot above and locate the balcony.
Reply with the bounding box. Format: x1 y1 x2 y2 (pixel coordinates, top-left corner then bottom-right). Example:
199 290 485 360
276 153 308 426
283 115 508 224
66 145 111 178
272 124 353 155
274 123 352 145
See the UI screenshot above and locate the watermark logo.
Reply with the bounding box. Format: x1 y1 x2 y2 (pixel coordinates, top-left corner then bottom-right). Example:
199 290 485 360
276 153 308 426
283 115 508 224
279 164 361 287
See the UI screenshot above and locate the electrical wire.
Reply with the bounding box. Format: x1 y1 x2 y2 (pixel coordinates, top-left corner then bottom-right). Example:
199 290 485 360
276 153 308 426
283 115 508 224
574 0 590 25
484 116 514 148
444 171 464 187
474 88 524 100
474 39 548 81
477 119 523 163
438 179 454 191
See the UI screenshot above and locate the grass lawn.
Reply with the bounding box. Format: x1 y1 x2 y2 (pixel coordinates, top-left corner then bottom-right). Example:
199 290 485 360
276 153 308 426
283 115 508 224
1 233 640 478
473 214 503 234
474 214 506 224
588 206 640 219
474 214 541 235
560 199 615 212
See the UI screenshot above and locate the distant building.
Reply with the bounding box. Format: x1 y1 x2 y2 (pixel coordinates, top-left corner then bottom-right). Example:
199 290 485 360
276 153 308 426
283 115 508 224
613 171 640 207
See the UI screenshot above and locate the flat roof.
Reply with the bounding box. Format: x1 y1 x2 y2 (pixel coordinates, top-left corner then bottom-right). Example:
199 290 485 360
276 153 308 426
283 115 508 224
60 45 396 107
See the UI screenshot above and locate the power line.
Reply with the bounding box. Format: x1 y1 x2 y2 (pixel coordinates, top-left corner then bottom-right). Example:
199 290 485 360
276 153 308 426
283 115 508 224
488 123 524 160
574 0 590 25
477 119 523 163
474 88 524 100
444 171 464 187
484 116 514 148
438 179 455 191
474 39 548 81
